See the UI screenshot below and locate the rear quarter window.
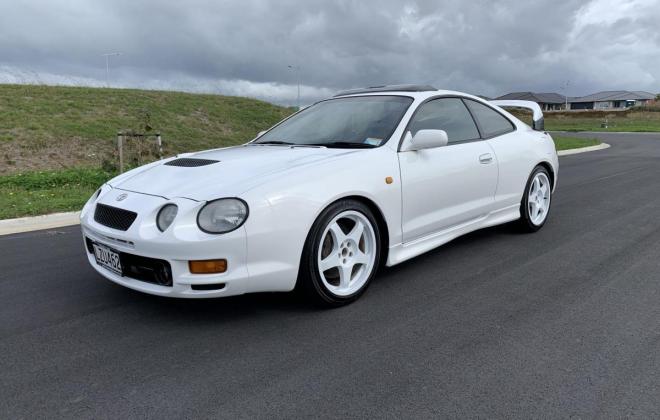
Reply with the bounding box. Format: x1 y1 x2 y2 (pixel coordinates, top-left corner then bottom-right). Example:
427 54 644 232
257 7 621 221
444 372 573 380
464 99 515 138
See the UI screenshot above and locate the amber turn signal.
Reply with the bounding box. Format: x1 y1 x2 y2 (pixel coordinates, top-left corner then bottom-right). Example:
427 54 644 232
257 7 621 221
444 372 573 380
189 259 227 274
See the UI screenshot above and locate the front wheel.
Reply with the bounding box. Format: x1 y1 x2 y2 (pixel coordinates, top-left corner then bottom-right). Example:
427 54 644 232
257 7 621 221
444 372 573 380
298 200 381 307
518 166 552 232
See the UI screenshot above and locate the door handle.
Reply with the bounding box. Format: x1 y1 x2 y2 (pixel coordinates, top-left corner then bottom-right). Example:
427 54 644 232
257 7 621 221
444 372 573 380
479 153 493 164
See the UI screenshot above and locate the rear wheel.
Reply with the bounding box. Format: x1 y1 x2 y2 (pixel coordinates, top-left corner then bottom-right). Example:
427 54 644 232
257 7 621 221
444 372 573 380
518 166 552 232
298 200 381 306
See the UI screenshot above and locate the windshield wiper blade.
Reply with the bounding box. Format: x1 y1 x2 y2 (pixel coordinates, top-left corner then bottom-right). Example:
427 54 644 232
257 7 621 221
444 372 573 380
316 141 377 149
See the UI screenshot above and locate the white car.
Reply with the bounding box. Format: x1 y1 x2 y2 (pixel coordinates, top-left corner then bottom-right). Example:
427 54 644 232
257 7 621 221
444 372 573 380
81 85 557 306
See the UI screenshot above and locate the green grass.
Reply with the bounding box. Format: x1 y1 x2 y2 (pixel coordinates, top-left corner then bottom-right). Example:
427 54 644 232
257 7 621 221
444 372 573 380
552 135 601 151
511 108 660 132
0 168 115 219
0 84 295 174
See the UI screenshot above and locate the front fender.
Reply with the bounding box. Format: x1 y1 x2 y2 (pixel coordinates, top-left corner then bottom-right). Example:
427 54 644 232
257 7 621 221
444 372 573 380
240 147 401 292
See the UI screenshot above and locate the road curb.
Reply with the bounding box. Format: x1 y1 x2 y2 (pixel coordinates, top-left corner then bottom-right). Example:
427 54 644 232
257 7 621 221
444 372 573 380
557 142 610 156
0 211 80 236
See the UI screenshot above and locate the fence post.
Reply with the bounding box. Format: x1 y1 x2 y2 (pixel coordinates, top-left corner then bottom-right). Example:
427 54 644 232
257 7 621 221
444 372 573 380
117 132 124 173
156 133 163 160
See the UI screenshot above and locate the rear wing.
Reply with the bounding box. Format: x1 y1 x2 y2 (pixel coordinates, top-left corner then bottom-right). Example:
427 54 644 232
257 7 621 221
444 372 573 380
490 100 544 131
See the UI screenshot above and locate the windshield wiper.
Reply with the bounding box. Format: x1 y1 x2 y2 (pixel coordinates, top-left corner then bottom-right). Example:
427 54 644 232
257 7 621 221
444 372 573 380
316 141 377 149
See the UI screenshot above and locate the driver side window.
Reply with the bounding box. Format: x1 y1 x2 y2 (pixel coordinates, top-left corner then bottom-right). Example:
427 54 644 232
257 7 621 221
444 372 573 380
408 98 480 144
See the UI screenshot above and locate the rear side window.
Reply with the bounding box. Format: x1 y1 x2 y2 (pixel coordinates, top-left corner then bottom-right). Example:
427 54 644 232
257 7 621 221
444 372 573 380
464 99 515 138
408 98 480 144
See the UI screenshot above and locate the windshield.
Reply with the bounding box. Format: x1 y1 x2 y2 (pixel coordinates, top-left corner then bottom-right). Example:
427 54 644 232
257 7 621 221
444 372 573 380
253 95 413 148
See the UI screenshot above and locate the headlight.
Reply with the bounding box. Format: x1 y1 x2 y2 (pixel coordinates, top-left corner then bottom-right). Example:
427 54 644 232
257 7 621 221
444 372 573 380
157 204 178 232
197 198 248 233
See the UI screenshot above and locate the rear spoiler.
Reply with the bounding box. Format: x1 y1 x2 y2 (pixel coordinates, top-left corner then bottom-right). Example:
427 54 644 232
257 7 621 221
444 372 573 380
490 100 544 131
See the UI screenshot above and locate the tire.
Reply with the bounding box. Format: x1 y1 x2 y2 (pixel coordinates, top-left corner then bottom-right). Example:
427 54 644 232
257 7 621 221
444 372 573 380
518 165 552 232
298 199 381 307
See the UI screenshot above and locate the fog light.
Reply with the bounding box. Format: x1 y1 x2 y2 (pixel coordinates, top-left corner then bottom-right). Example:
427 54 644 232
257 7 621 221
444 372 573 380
189 259 227 274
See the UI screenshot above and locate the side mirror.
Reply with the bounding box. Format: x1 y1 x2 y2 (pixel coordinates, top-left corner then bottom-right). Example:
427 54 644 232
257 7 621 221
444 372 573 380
400 129 449 152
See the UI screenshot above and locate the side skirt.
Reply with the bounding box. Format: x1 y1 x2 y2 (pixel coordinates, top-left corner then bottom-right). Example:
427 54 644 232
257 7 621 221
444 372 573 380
386 205 520 266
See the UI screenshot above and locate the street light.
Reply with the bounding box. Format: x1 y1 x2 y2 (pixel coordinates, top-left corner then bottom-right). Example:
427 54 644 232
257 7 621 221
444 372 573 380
288 64 300 109
102 52 122 87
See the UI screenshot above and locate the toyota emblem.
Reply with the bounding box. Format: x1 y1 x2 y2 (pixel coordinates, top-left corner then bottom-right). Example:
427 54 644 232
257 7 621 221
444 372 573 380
116 193 128 202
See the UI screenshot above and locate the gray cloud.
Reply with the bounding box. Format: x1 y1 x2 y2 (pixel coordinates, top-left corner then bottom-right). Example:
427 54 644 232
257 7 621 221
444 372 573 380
0 0 658 104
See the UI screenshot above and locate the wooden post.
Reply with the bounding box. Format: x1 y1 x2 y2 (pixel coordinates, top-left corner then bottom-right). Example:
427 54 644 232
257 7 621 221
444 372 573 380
156 133 163 160
117 132 124 173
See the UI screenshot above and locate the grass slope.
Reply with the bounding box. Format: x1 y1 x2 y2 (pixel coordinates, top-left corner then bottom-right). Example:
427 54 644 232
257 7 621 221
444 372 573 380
0 84 294 174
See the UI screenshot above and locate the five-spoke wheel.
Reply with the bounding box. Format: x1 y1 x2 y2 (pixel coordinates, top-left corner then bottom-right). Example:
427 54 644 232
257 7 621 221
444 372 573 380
298 200 381 306
519 166 552 232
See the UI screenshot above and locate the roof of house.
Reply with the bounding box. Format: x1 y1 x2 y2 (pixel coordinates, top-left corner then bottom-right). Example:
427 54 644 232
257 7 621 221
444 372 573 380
569 90 656 103
495 92 566 104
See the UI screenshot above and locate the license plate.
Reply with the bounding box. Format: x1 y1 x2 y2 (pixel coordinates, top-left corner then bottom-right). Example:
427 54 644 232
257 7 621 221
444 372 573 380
92 242 122 275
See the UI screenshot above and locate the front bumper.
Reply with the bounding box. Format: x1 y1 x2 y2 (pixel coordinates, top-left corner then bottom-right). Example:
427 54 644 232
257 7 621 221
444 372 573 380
80 188 250 298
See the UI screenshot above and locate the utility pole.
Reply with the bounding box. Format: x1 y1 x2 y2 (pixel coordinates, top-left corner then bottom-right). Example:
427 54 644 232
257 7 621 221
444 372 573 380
288 64 301 109
102 52 122 87
560 80 570 110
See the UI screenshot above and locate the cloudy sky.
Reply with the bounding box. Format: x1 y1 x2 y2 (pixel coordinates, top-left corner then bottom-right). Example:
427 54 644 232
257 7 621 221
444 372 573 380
1 0 659 104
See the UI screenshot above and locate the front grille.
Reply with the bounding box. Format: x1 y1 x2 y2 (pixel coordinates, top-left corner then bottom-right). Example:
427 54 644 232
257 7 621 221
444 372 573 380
164 158 219 167
85 237 173 287
94 204 137 231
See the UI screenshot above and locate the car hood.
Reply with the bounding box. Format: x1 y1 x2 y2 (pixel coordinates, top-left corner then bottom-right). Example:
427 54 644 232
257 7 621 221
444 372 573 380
109 145 356 201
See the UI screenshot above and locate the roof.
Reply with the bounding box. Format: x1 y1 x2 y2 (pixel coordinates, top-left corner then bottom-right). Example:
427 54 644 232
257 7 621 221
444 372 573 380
495 92 566 104
569 90 656 103
334 84 437 97
331 88 488 104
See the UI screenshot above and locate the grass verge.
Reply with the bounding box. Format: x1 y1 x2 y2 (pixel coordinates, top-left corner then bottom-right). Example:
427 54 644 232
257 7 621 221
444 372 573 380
510 108 660 132
0 168 114 219
552 135 601 151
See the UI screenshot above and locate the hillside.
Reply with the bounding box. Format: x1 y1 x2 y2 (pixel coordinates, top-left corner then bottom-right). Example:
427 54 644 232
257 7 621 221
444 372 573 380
0 84 295 174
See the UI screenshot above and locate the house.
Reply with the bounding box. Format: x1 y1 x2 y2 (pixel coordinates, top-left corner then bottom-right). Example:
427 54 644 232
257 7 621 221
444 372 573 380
494 92 567 111
568 91 655 110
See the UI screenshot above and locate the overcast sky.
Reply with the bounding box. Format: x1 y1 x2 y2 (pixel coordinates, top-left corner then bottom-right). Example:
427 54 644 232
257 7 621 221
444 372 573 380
1 0 659 105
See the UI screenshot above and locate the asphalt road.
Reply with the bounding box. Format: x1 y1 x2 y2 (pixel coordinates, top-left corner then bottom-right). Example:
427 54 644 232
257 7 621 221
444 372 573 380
2 132 660 419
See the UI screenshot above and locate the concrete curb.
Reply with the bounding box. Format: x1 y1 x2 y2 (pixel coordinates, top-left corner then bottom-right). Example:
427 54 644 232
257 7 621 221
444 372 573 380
0 211 80 236
557 142 610 156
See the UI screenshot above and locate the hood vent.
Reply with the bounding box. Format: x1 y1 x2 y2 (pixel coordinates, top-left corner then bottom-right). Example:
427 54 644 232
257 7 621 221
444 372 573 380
165 158 219 167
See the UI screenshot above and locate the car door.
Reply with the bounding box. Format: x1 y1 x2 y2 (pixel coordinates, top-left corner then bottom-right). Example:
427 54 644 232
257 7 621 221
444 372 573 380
399 97 498 243
463 99 524 210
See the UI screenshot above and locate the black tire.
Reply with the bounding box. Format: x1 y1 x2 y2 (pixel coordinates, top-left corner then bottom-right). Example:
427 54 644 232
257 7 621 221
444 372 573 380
297 199 381 307
518 165 552 233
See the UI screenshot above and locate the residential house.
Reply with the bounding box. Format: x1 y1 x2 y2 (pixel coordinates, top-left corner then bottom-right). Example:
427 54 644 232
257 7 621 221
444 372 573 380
494 92 567 111
568 91 655 110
